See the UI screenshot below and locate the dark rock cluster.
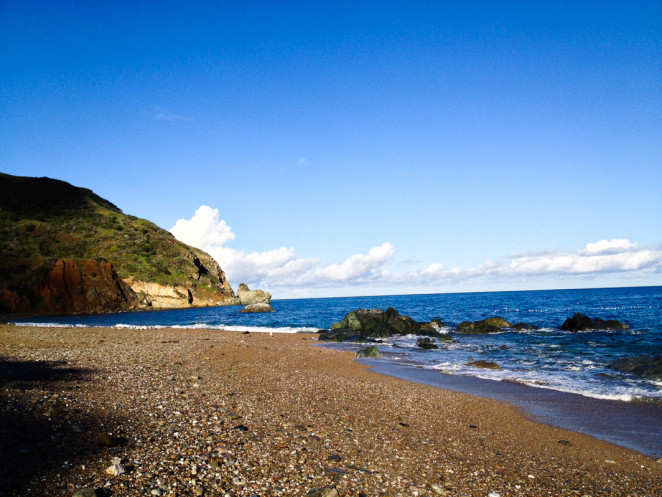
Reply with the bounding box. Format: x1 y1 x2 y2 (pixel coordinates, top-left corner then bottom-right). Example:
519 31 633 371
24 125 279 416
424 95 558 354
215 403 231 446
561 312 629 332
319 307 447 342
609 355 662 381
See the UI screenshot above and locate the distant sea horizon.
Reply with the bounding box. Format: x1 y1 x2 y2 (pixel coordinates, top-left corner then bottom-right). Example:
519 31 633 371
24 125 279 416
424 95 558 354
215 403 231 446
271 283 662 301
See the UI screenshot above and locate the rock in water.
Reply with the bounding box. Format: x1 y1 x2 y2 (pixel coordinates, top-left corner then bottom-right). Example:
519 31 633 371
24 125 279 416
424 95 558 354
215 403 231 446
456 317 511 334
418 318 446 336
467 360 500 370
318 328 366 343
238 302 274 313
236 282 272 304
416 337 439 349
609 355 662 381
330 307 447 338
356 345 380 358
561 313 629 332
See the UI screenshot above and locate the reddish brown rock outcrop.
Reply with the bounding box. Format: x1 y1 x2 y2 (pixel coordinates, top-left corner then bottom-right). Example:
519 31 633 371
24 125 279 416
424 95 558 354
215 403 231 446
0 288 32 314
30 259 138 314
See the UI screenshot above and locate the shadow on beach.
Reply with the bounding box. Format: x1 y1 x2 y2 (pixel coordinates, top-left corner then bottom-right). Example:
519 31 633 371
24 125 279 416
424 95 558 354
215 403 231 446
0 358 119 495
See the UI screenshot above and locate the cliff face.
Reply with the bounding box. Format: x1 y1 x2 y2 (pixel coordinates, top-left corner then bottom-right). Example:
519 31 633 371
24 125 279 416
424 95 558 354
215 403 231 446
0 173 237 315
33 258 138 314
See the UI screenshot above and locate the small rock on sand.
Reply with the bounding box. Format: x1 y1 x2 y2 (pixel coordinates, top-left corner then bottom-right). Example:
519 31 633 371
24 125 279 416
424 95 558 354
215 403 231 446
105 457 126 476
306 487 339 497
430 483 446 495
72 489 98 497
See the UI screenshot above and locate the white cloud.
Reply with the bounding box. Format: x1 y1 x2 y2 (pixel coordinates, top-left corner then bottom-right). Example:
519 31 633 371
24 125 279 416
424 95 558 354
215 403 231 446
584 238 637 254
170 206 235 248
169 206 395 288
170 206 662 292
502 240 660 277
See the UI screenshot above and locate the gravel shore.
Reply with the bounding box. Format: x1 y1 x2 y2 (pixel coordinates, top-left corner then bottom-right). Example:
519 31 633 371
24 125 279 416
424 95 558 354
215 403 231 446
1 324 661 496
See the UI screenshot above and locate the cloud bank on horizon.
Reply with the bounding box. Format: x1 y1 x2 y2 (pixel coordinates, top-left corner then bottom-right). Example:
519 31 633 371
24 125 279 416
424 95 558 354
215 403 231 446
171 206 662 295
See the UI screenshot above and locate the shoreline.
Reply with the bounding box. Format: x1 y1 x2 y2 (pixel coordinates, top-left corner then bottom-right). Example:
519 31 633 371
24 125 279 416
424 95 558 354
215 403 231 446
1 324 661 496
361 358 662 458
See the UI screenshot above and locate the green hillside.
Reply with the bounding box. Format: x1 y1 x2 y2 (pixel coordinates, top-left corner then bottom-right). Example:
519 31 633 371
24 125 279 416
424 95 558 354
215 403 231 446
0 173 235 314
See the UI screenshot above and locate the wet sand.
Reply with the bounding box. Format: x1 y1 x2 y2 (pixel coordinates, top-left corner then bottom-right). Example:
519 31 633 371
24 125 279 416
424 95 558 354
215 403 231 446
364 359 662 457
1 324 661 496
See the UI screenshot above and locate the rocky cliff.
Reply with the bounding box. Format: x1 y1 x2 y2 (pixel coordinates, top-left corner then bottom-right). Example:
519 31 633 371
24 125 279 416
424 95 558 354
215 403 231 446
0 173 237 315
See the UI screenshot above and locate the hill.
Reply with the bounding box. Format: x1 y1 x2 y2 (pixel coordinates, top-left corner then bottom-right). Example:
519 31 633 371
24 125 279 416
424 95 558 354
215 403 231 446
0 173 237 315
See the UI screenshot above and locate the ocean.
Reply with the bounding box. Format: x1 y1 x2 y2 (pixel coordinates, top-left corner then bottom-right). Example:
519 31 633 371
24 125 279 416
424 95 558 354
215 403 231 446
15 286 662 403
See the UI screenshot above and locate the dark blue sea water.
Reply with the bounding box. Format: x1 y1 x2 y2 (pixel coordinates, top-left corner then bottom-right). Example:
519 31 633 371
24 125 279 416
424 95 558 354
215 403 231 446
15 286 662 403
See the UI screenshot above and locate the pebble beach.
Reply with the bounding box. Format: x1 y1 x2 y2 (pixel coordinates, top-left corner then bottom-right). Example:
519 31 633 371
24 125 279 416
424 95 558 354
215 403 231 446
1 324 661 497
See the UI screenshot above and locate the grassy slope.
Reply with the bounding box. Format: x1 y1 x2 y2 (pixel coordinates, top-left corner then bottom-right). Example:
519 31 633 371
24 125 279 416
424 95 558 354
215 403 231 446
0 173 224 295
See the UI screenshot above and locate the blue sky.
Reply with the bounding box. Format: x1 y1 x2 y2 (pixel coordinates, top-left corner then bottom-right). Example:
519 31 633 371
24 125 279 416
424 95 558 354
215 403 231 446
2 1 661 297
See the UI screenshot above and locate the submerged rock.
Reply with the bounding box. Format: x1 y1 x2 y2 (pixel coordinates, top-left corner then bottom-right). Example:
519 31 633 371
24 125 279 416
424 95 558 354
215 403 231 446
416 337 439 349
318 328 366 343
609 355 662 381
356 345 380 358
238 302 274 313
467 360 500 370
512 322 537 331
561 313 629 332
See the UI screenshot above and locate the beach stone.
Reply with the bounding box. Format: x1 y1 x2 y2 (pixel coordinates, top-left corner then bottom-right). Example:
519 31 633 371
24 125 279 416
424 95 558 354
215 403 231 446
151 490 163 496
356 345 380 358
609 355 662 381
72 489 98 497
306 486 339 497
430 483 446 495
238 302 274 313
467 360 500 370
98 433 117 447
561 313 629 332
105 457 126 475
232 476 246 486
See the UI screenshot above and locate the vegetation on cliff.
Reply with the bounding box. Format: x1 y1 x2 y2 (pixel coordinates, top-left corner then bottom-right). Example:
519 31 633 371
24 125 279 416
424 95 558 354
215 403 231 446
0 173 236 314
